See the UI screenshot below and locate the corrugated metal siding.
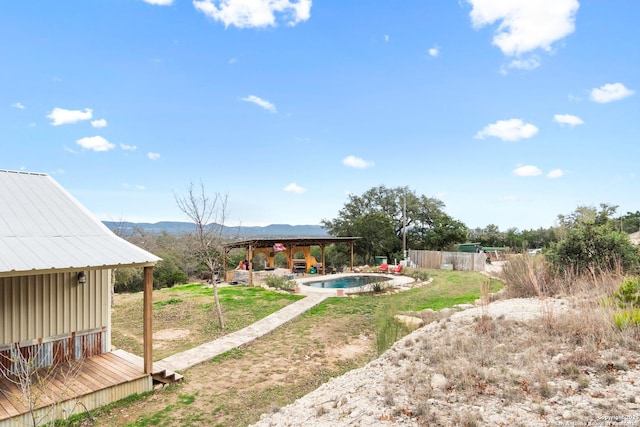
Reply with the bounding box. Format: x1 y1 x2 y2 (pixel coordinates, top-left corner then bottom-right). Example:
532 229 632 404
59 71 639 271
0 270 108 345
0 329 107 375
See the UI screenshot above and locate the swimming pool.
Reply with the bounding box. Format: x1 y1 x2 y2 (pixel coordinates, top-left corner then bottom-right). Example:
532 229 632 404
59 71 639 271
305 275 390 289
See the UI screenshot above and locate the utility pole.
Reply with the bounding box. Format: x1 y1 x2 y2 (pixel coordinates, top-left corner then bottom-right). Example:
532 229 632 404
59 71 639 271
402 195 407 262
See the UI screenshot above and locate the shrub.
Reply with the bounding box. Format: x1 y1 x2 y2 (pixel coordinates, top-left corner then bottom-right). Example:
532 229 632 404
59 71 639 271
114 267 144 293
263 275 296 291
546 224 640 276
154 259 188 289
613 309 640 329
614 276 640 308
612 277 640 329
404 268 431 282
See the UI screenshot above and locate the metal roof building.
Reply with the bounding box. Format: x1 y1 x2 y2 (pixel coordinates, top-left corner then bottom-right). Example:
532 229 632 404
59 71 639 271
0 169 163 425
0 169 160 276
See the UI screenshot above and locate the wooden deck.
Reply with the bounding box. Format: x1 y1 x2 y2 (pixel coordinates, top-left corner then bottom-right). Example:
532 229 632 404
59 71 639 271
0 352 152 426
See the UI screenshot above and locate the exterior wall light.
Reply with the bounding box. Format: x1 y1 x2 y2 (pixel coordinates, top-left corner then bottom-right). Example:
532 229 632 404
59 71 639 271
77 271 87 285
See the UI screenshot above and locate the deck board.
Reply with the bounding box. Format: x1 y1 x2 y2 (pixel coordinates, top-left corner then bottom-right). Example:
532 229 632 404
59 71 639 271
0 352 149 423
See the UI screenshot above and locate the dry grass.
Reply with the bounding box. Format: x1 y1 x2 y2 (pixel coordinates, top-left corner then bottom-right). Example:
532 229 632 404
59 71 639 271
378 262 640 425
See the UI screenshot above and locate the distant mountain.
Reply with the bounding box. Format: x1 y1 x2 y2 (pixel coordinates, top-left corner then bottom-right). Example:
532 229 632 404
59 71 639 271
103 221 329 238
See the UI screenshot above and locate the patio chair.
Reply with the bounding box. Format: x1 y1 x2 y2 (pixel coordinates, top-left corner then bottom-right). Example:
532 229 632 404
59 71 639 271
392 264 403 274
377 263 389 273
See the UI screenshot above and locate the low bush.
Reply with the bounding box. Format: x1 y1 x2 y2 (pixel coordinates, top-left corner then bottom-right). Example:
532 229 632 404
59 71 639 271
114 267 144 293
613 309 640 329
614 276 640 308
611 276 640 329
404 268 431 282
263 275 296 291
154 259 188 289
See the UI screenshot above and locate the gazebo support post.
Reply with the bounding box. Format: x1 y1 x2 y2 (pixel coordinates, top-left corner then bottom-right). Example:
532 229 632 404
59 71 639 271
143 266 153 374
350 242 355 271
222 248 227 283
248 244 253 286
321 245 326 275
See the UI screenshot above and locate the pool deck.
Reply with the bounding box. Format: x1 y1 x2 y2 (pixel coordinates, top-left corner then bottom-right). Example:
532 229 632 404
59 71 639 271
295 272 415 296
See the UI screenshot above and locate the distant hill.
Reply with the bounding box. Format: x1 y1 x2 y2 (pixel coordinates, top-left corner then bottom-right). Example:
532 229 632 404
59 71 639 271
103 221 329 238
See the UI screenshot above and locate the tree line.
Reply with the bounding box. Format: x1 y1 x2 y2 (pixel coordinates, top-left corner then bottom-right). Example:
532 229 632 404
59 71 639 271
111 185 640 292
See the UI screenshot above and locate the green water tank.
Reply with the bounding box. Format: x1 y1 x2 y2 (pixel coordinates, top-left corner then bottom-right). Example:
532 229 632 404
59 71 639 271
374 256 388 265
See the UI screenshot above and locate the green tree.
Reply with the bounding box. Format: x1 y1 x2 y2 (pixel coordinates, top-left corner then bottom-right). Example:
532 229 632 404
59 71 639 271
153 257 188 288
322 185 466 262
546 204 640 275
407 213 467 251
618 211 640 234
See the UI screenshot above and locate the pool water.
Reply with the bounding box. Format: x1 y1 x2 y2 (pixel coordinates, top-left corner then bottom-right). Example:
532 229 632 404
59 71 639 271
305 275 390 289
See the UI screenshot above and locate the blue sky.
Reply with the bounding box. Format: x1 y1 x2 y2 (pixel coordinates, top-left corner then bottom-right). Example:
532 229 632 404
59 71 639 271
2 0 638 232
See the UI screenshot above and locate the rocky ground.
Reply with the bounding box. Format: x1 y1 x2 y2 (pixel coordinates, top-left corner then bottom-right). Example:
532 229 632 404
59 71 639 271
251 296 640 427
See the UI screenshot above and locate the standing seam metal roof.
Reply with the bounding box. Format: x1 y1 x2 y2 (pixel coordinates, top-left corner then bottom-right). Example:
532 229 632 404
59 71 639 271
0 170 161 274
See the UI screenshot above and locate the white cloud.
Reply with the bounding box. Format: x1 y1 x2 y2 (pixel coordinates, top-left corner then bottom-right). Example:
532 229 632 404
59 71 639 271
193 0 311 28
148 152 161 160
241 95 276 113
428 47 439 57
474 118 538 141
384 35 389 42
553 114 584 127
91 118 108 128
47 107 93 126
547 169 564 178
513 165 542 177
76 136 115 152
284 182 307 194
342 155 374 169
590 82 634 103
142 0 173 4
467 0 579 56
135 184 146 190
228 57 238 64
120 144 137 151
507 55 540 71
12 102 25 109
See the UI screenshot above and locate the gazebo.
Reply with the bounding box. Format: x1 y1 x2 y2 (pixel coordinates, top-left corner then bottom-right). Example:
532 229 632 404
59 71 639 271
223 237 359 285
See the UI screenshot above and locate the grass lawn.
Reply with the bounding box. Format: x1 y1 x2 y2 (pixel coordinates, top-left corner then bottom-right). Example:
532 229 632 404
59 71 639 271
66 269 502 427
111 284 304 360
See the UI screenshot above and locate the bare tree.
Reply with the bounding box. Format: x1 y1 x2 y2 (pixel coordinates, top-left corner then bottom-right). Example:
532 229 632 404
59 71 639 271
175 181 228 329
1 344 84 426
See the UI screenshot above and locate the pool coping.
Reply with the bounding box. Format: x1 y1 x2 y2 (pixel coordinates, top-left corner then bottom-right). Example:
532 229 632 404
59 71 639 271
295 272 415 296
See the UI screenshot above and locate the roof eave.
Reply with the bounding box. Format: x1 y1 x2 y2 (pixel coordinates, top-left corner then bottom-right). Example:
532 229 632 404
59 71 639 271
0 261 160 278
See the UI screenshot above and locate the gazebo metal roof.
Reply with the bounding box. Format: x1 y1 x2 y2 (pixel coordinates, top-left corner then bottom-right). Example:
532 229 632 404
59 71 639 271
223 236 359 250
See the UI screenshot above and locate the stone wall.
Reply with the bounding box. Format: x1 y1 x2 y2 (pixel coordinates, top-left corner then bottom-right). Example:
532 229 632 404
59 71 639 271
231 268 292 285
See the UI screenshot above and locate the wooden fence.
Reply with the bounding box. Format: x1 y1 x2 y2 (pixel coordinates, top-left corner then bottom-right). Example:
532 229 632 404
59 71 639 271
408 250 487 272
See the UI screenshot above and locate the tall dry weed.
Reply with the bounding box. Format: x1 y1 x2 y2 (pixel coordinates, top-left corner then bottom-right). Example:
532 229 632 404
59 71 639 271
501 255 553 298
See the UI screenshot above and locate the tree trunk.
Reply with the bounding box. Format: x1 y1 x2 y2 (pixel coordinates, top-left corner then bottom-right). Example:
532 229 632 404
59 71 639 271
212 280 225 329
